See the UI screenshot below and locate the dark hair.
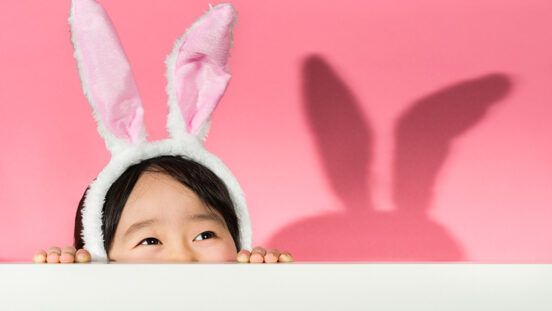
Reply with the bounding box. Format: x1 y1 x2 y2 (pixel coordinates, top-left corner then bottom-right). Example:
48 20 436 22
74 156 241 256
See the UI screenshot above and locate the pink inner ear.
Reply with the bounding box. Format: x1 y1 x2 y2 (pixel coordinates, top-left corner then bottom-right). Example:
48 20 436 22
73 0 144 143
173 4 234 134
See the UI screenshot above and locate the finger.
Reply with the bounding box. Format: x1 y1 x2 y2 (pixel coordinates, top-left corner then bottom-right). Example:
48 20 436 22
46 246 61 263
33 249 47 263
60 253 75 263
250 246 266 263
46 252 60 263
278 251 294 263
236 250 251 263
251 246 266 255
47 246 61 255
75 249 91 263
62 246 77 256
59 253 75 263
264 248 280 264
59 246 77 263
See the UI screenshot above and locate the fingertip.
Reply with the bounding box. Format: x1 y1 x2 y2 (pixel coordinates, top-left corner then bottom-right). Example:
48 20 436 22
249 253 264 263
236 250 250 263
46 252 60 264
75 249 91 263
33 249 47 263
264 248 280 264
278 252 294 263
264 253 278 263
60 252 75 264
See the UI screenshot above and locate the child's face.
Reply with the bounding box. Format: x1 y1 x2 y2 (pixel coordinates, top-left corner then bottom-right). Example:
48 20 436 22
108 171 238 262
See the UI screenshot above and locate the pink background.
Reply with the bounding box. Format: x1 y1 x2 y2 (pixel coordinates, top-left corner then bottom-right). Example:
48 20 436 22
1 0 551 262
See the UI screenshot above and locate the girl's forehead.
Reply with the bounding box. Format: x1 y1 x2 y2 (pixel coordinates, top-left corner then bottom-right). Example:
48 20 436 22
121 171 209 220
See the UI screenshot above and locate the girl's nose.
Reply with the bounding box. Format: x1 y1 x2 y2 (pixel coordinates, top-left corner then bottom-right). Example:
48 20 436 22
164 244 198 262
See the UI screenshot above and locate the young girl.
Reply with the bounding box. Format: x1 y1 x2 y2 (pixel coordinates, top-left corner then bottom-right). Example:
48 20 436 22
32 0 292 264
34 156 293 263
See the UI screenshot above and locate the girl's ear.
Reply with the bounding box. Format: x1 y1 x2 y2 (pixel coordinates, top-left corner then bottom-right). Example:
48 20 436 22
165 4 237 141
69 0 146 153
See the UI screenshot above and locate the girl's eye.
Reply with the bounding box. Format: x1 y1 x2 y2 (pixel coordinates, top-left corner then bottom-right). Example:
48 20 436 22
138 237 162 246
193 231 217 241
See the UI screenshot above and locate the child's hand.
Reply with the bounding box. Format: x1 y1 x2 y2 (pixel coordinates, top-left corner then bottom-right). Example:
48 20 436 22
236 246 294 263
32 246 91 263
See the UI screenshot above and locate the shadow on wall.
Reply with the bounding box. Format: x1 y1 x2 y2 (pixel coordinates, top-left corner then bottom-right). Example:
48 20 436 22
267 55 512 261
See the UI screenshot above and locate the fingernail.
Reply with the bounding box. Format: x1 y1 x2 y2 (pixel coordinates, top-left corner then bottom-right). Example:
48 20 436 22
33 250 47 263
237 253 249 263
279 253 294 263
250 253 264 263
75 250 91 263
265 253 278 263
46 252 60 263
60 253 75 263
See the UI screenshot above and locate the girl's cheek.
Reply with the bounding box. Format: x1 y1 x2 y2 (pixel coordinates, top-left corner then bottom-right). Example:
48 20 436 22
133 246 164 257
198 243 237 262
114 247 163 262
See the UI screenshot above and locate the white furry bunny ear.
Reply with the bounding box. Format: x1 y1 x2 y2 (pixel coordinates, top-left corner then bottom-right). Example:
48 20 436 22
165 4 237 141
69 0 146 154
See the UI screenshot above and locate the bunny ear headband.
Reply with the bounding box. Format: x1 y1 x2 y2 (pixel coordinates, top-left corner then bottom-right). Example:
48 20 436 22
69 0 251 261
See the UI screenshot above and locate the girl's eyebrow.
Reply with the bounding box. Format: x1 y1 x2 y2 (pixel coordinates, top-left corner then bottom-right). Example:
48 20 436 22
124 214 225 238
188 213 225 227
125 219 158 238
